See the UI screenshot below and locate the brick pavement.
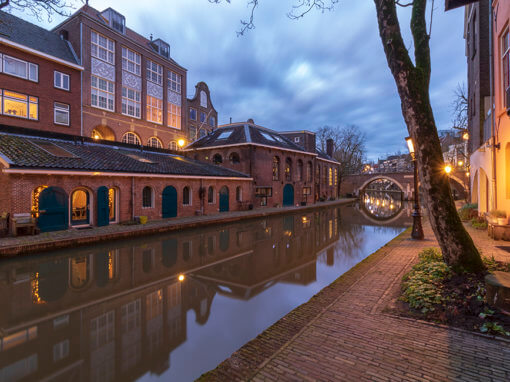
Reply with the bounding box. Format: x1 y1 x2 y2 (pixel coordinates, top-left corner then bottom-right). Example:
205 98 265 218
201 222 510 382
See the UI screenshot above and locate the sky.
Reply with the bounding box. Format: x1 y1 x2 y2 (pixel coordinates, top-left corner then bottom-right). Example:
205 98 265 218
10 0 467 160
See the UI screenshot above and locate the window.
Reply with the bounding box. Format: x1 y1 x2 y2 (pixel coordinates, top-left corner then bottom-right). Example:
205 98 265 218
54 71 70 90
208 186 214 203
142 186 153 208
236 186 242 202
209 116 216 127
183 186 191 205
189 126 197 140
146 60 162 85
217 130 232 140
334 168 338 186
285 158 292 181
328 167 333 186
297 159 303 181
200 112 206 123
122 87 141 118
294 137 300 143
147 95 162 124
189 108 197 121
229 152 240 164
303 187 312 196
168 103 181 129
122 47 141 75
502 28 510 105
213 154 223 164
147 136 162 148
91 31 115 64
167 71 181 93
91 75 114 111
169 141 177 150
272 157 280 180
2 55 38 81
307 162 312 182
122 132 141 145
53 340 69 362
54 102 70 125
1 90 38 120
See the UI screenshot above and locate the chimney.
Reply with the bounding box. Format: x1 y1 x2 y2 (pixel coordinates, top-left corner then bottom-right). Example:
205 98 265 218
326 138 334 157
59 30 69 40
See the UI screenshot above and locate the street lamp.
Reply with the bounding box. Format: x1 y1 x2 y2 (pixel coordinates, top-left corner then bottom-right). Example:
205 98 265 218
177 139 186 149
405 136 424 240
444 164 452 174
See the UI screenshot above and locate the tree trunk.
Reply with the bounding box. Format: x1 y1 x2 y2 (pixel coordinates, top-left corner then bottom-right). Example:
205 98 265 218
373 0 484 273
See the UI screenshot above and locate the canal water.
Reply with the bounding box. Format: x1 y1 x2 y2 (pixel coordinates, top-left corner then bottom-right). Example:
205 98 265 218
0 201 411 382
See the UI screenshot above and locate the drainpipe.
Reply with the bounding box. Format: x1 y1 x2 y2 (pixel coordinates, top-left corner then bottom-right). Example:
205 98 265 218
80 22 83 137
489 1 497 210
131 177 135 220
200 178 204 215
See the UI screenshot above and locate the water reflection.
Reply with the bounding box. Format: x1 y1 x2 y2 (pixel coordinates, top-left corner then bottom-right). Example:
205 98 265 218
361 189 404 221
0 205 410 381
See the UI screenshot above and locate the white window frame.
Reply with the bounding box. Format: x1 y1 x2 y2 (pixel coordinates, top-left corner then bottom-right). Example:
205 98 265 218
91 75 115 112
1 89 38 120
146 60 162 85
121 86 141 118
147 136 163 148
167 71 181 93
147 95 163 124
121 47 141 76
189 107 197 121
54 102 70 126
167 102 181 129
91 30 115 64
502 27 510 108
54 71 70 91
122 132 141 146
2 54 38 82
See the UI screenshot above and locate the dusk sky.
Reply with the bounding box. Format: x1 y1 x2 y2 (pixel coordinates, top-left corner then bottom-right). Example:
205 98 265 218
12 0 467 160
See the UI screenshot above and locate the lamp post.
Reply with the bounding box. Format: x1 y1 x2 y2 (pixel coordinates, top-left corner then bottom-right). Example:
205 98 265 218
177 139 186 150
405 136 424 240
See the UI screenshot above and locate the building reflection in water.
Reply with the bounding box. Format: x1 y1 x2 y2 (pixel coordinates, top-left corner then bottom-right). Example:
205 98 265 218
0 205 409 382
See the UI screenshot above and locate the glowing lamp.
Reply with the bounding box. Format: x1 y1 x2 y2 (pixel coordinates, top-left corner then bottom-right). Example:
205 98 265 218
178 274 185 282
444 165 452 174
405 136 415 160
177 139 186 148
94 134 100 140
462 132 469 140
458 160 463 166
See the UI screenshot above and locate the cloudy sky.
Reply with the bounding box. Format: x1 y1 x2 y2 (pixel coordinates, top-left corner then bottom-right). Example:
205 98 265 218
11 0 467 160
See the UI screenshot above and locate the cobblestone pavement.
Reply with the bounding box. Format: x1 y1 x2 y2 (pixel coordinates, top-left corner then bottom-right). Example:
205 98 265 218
202 222 510 382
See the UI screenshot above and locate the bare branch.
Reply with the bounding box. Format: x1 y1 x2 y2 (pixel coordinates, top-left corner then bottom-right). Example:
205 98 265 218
451 83 468 130
2 0 81 22
395 0 414 7
287 0 339 20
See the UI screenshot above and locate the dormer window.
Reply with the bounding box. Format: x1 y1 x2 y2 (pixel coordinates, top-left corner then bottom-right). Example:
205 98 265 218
101 8 126 34
151 39 170 59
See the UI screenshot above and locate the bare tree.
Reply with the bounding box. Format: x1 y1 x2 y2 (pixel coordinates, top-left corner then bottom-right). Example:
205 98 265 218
0 0 80 21
211 0 484 272
451 83 468 131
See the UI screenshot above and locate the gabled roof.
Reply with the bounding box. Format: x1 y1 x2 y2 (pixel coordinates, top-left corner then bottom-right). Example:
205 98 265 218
316 149 338 163
185 122 312 154
0 11 79 64
0 133 250 178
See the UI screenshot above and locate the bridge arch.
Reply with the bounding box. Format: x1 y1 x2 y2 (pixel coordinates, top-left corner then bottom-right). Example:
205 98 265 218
358 176 406 196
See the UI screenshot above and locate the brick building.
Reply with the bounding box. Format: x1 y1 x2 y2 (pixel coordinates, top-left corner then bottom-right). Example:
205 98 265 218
0 11 83 136
185 121 340 207
186 81 218 142
52 5 189 149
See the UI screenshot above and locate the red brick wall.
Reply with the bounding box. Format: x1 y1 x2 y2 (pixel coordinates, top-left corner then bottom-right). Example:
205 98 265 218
0 165 10 214
0 44 81 135
187 82 218 141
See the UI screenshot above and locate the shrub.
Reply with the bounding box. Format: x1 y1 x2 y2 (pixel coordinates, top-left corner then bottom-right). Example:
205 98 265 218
458 203 478 221
418 247 443 262
489 209 507 218
471 217 488 230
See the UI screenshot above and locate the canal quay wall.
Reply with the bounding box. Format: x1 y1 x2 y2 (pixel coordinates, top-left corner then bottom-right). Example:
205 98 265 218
0 198 356 257
200 222 510 381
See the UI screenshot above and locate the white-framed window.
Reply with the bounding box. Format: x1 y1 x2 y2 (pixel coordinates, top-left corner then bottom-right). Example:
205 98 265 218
54 71 70 90
189 126 197 141
147 95 162 124
189 108 196 121
121 47 141 75
54 102 70 125
91 30 115 64
502 28 510 106
1 90 38 120
122 132 141 145
147 136 163 148
167 102 181 129
169 141 177 150
167 71 181 93
294 137 300 143
146 60 162 85
53 339 69 362
121 87 141 118
91 75 114 111
2 55 38 82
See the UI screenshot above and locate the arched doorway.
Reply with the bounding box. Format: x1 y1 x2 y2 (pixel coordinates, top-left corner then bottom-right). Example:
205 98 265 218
97 186 109 227
38 187 68 232
91 125 115 141
219 186 229 212
283 184 294 207
162 186 178 218
71 189 90 225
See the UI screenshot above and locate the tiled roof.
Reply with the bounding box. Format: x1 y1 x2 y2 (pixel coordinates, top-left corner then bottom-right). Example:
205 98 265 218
0 133 250 178
186 123 311 153
0 11 78 64
316 149 338 162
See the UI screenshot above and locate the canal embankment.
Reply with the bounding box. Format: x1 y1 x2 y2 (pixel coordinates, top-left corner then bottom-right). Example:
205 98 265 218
199 221 510 381
0 198 355 257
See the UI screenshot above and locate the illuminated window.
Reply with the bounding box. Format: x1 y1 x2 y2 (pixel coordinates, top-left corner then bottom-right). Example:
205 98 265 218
122 87 141 118
1 90 38 120
334 168 338 186
71 257 90 289
147 95 162 124
167 71 181 93
328 167 333 186
146 60 162 85
273 157 280 180
147 136 163 148
122 132 141 145
169 141 177 150
108 188 116 222
2 54 38 81
121 47 141 75
91 30 115 64
54 71 70 90
54 102 70 125
91 76 114 111
168 102 181 129
285 158 292 181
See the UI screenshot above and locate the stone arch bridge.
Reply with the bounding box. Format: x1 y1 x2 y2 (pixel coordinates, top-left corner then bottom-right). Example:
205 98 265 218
341 172 467 200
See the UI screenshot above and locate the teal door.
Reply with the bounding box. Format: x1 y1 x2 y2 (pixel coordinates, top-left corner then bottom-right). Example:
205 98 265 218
38 187 68 232
219 186 229 212
283 184 294 207
162 186 178 218
97 186 109 227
